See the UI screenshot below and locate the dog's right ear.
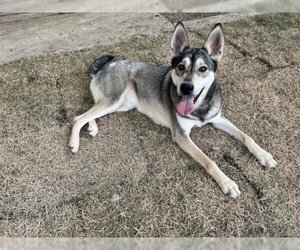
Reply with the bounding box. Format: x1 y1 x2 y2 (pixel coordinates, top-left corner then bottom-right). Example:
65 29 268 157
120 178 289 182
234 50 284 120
171 22 190 55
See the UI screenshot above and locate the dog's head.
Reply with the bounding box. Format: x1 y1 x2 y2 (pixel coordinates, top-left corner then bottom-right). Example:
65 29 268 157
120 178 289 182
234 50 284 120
170 22 224 116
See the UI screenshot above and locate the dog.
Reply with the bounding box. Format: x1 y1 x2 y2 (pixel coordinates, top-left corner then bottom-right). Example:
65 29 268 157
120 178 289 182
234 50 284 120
69 22 277 198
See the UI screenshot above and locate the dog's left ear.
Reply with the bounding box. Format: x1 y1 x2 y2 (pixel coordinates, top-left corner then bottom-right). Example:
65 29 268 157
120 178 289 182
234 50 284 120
171 22 190 55
203 23 224 62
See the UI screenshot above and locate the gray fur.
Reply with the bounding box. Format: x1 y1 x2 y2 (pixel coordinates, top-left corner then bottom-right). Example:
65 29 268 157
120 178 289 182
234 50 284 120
91 55 221 136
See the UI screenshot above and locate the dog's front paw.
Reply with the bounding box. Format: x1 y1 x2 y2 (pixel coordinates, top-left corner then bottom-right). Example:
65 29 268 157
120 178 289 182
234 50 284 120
68 139 79 154
257 150 277 169
218 178 241 198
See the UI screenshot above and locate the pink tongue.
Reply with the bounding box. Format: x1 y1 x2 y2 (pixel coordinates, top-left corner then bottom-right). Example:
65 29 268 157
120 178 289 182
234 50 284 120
176 95 195 116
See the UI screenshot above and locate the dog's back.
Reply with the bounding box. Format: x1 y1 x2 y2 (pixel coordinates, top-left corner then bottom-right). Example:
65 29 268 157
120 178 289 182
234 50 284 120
89 57 174 128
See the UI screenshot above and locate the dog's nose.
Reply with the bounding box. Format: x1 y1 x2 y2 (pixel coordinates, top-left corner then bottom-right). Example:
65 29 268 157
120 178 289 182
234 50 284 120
180 82 194 95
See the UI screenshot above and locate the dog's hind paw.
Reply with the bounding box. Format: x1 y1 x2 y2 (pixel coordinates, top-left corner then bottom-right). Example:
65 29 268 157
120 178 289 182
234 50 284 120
88 120 99 137
257 151 277 169
88 126 98 137
218 178 241 198
68 140 79 154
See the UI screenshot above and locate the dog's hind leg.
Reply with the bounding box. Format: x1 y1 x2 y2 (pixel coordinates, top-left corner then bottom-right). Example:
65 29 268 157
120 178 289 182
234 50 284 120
69 98 118 153
211 115 277 168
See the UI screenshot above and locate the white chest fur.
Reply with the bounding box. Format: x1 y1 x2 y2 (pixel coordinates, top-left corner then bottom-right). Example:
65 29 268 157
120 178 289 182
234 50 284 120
176 113 205 135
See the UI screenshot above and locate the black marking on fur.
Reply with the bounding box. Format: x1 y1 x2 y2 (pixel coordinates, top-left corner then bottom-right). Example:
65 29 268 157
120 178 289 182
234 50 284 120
171 48 217 72
213 23 223 30
132 79 139 96
193 87 204 104
223 153 265 200
212 59 218 71
191 80 220 121
89 55 115 75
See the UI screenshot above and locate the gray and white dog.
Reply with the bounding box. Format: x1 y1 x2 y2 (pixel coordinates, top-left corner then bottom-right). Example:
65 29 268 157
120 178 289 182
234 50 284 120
69 22 277 198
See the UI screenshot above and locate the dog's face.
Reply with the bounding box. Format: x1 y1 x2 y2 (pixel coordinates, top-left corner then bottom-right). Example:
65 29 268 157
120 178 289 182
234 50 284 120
170 22 224 116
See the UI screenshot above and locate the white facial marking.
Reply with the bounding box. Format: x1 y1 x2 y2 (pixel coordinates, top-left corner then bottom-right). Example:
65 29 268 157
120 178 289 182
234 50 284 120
193 71 215 105
109 62 116 67
195 58 205 68
182 57 191 68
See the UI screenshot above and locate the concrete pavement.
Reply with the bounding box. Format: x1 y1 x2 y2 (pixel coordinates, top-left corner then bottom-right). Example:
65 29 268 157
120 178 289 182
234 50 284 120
0 13 256 64
0 0 299 12
0 13 172 64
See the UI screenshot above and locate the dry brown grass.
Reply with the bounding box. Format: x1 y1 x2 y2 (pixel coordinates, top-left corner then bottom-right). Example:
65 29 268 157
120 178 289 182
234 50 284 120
0 14 299 237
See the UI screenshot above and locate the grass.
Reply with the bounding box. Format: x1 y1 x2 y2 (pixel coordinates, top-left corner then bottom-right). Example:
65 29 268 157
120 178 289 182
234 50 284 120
223 13 300 67
0 13 299 237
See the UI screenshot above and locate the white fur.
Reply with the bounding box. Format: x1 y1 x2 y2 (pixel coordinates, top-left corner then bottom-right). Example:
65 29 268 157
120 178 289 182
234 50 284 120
176 113 205 136
137 102 171 128
109 62 116 68
117 87 138 112
90 76 104 103
88 120 98 137
182 57 191 68
69 87 137 153
193 71 215 106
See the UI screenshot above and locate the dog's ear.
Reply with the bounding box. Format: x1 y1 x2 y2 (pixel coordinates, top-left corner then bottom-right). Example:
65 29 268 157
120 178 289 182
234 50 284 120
171 22 190 55
203 23 224 62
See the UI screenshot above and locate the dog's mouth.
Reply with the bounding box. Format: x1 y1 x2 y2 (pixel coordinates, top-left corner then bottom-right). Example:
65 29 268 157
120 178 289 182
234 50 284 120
193 88 204 104
176 88 204 116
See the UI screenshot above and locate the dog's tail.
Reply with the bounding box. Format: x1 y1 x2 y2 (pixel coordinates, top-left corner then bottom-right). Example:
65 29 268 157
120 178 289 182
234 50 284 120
89 55 115 75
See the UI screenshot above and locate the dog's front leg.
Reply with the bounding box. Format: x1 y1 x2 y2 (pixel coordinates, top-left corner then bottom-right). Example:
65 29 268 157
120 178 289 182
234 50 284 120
173 133 241 198
211 115 277 168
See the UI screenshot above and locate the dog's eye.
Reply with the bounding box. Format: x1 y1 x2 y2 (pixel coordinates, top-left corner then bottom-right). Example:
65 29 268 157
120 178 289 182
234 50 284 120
199 66 208 72
178 64 185 71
